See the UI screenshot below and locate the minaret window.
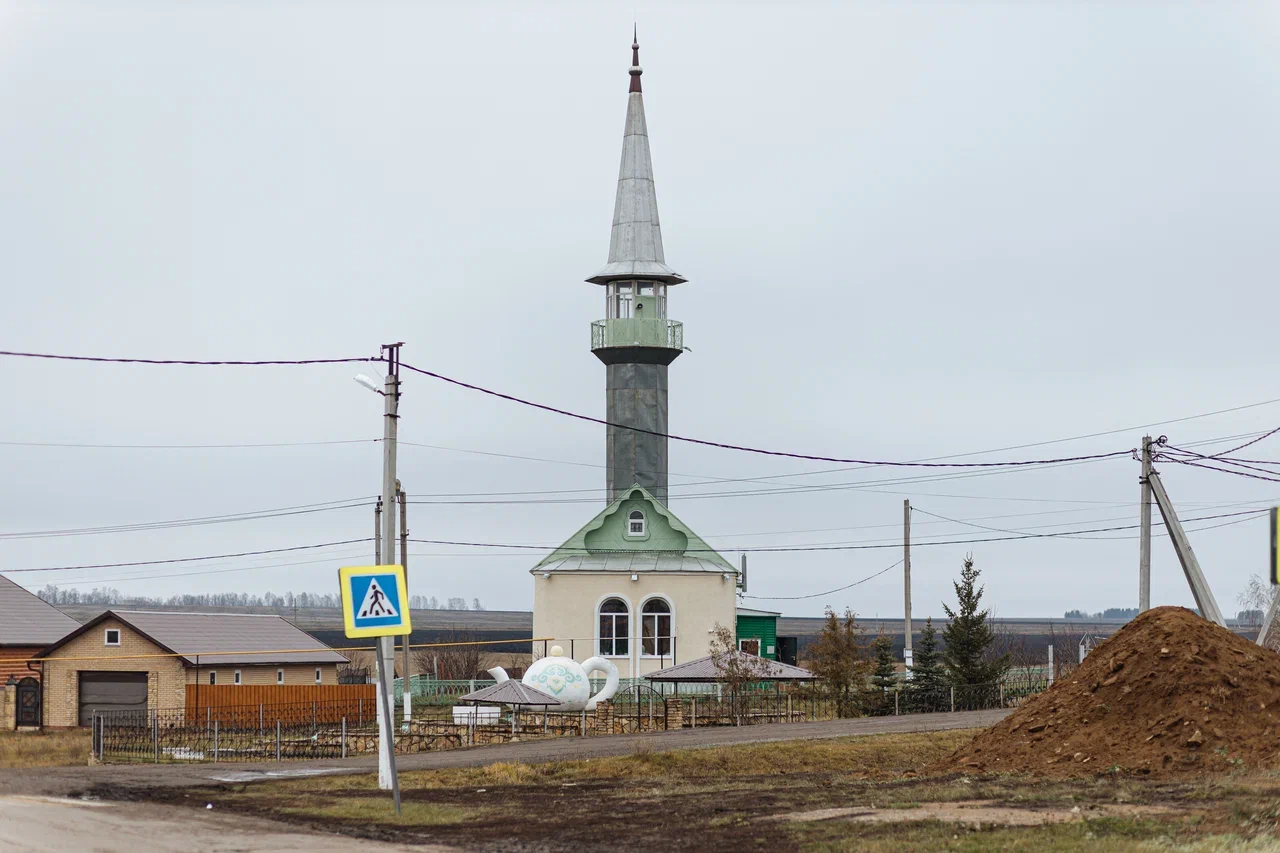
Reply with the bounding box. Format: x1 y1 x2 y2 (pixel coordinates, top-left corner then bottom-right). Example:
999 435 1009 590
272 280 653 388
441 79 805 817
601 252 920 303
607 282 635 319
598 598 630 656
641 598 672 657
627 509 646 537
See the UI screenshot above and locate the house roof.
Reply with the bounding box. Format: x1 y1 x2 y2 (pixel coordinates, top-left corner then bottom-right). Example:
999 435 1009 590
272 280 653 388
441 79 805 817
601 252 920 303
457 680 562 706
531 484 736 575
35 609 348 666
0 575 81 646
644 652 816 683
736 607 782 618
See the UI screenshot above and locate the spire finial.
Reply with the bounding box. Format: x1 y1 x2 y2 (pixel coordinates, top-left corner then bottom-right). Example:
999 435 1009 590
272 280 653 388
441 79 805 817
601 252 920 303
629 27 642 93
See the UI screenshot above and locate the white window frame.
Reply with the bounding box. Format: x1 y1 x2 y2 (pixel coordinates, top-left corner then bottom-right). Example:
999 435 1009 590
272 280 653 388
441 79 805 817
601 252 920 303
596 595 631 658
315 668 322 684
276 668 285 685
626 509 646 538
639 596 673 658
104 628 121 647
739 638 762 656
233 670 242 686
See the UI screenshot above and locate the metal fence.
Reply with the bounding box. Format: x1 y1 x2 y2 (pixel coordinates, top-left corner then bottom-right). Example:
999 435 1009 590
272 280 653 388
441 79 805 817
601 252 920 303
94 674 1048 763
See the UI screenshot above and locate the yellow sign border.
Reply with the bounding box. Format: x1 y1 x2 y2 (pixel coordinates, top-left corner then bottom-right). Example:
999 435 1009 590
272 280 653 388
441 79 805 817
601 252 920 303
339 564 412 638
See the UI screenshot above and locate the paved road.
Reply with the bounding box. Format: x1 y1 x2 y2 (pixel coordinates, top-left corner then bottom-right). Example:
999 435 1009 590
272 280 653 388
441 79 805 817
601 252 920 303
0 710 1008 799
0 795 453 853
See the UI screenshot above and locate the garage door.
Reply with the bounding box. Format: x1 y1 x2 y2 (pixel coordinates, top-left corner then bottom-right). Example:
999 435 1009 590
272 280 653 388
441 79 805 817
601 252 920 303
79 672 148 726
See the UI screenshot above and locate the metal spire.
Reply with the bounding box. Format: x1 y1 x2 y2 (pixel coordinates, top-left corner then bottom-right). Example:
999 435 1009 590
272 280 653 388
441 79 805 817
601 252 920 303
630 26 642 93
587 32 686 286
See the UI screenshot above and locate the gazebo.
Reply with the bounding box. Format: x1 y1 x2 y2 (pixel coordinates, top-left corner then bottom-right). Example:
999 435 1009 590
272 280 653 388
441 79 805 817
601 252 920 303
456 680 563 734
644 652 815 725
644 651 816 687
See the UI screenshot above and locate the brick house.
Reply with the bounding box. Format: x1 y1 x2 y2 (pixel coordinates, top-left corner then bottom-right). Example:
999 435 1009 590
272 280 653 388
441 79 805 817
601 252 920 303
0 574 80 683
35 610 348 727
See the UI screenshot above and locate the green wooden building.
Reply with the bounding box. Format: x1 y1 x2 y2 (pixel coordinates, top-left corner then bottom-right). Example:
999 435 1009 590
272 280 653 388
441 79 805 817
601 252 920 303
735 607 781 660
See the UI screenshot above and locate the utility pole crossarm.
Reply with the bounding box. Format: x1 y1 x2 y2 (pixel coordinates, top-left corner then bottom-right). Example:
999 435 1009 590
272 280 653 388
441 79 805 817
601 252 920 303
1146 467 1226 627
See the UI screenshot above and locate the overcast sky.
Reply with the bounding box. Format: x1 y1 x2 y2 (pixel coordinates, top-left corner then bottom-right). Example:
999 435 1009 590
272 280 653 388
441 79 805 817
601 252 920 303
1 2 1278 619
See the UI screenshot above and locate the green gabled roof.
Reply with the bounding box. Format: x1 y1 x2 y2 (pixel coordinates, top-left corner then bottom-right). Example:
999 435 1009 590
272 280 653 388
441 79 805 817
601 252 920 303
531 484 736 575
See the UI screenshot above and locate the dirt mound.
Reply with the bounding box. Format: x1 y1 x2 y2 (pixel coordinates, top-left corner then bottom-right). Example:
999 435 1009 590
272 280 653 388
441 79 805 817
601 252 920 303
939 606 1280 777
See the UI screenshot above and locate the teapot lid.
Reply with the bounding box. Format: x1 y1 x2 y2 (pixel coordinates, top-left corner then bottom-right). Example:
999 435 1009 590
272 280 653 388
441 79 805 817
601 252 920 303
550 645 565 657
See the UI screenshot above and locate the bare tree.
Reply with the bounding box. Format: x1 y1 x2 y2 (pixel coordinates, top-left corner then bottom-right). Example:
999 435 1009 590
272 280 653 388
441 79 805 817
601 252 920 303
414 629 492 681
1238 574 1279 629
807 608 871 718
1046 622 1087 682
708 623 769 725
988 618 1041 676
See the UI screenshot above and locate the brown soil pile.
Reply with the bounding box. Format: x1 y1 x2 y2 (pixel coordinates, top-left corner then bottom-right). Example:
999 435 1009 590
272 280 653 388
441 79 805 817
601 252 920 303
940 606 1280 777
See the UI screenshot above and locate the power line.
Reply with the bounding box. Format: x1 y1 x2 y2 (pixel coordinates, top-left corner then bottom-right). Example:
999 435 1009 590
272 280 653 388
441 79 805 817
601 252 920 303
2 538 374 573
0 350 373 367
0 439 376 450
910 507 1265 541
400 362 1134 469
740 560 903 601
0 497 376 541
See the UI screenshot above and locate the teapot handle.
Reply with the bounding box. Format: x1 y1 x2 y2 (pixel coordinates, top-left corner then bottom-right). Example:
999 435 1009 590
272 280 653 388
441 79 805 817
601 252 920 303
579 656 620 711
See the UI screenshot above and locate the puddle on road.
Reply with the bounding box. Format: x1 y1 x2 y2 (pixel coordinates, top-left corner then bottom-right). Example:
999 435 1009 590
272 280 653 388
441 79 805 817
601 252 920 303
208 768 348 783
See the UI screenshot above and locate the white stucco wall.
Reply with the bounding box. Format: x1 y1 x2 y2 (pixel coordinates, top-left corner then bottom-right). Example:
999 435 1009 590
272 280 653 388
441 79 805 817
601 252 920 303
531 572 737 678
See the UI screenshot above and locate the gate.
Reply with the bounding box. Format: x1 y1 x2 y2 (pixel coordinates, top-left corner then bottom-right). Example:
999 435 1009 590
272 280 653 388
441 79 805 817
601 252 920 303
613 684 666 733
15 677 40 727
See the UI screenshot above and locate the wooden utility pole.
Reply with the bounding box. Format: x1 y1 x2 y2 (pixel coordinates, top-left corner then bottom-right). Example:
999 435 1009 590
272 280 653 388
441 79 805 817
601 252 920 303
903 500 913 667
1139 435 1153 612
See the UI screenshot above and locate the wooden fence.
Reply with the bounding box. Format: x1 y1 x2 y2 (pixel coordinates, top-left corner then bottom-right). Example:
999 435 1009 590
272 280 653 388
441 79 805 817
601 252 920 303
185 684 376 725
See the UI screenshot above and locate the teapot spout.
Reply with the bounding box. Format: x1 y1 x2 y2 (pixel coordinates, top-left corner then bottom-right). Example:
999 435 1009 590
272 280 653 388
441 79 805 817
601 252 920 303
487 666 510 684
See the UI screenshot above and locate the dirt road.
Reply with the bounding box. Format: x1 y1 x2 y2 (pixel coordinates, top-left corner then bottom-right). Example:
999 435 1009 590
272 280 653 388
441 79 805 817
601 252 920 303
0 710 1007 799
0 795 454 853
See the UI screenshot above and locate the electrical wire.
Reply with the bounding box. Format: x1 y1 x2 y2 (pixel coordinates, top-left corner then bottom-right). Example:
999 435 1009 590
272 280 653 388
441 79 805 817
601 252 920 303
2 538 374 573
0 498 376 541
400 362 1134 469
910 507 1265 540
740 560 903 600
0 439 377 450
0 350 374 366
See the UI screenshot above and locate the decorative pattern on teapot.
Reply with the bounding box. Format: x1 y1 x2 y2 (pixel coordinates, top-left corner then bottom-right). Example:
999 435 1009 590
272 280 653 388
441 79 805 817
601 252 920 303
488 645 620 711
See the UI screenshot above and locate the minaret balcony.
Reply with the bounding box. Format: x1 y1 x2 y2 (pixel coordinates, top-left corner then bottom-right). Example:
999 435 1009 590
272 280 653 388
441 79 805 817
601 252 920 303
591 318 683 352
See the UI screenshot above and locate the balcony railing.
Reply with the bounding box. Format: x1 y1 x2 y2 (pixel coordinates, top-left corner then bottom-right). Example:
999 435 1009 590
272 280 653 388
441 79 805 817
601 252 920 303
591 319 684 351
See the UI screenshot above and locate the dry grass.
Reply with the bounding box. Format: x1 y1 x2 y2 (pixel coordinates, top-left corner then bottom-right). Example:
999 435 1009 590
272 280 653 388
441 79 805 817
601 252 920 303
251 729 978 799
0 729 90 768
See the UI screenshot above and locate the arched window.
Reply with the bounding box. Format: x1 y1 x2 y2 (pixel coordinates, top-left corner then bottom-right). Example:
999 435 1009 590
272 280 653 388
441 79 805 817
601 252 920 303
641 598 672 657
598 598 630 657
627 509 646 537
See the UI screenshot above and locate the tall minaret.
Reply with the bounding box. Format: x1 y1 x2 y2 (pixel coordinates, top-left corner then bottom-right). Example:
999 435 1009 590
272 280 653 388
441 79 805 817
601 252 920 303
588 31 686 505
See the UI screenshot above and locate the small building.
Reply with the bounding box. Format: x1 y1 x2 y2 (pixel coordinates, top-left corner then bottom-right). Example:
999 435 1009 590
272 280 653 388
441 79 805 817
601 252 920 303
735 607 780 660
36 610 348 727
0 574 80 683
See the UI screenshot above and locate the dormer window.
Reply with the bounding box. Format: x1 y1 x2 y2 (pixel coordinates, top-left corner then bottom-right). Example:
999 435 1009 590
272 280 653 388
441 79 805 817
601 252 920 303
627 510 646 537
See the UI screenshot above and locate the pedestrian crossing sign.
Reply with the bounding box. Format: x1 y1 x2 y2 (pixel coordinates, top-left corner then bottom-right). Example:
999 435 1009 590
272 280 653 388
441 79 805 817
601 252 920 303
339 565 412 638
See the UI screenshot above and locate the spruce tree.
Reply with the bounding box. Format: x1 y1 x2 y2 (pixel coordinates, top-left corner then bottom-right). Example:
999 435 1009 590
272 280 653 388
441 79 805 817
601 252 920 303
909 617 946 696
871 633 896 693
941 555 1009 686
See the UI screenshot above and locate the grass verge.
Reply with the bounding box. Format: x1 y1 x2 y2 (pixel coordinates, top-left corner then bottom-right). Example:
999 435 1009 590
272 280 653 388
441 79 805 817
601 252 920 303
0 729 90 768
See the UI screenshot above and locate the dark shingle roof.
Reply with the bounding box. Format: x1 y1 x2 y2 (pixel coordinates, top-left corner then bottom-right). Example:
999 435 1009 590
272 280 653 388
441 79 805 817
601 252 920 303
0 575 81 646
645 652 815 683
457 681 562 706
36 609 347 666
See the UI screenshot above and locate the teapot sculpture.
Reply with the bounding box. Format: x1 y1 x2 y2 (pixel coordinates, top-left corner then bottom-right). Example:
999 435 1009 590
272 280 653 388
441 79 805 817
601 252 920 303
488 646 619 712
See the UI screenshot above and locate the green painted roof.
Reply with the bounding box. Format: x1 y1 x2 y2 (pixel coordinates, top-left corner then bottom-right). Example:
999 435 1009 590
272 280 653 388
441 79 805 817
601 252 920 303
531 484 737 575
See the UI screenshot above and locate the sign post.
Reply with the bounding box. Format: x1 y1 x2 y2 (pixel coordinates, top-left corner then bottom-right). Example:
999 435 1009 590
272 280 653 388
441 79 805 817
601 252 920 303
340 564 412 814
